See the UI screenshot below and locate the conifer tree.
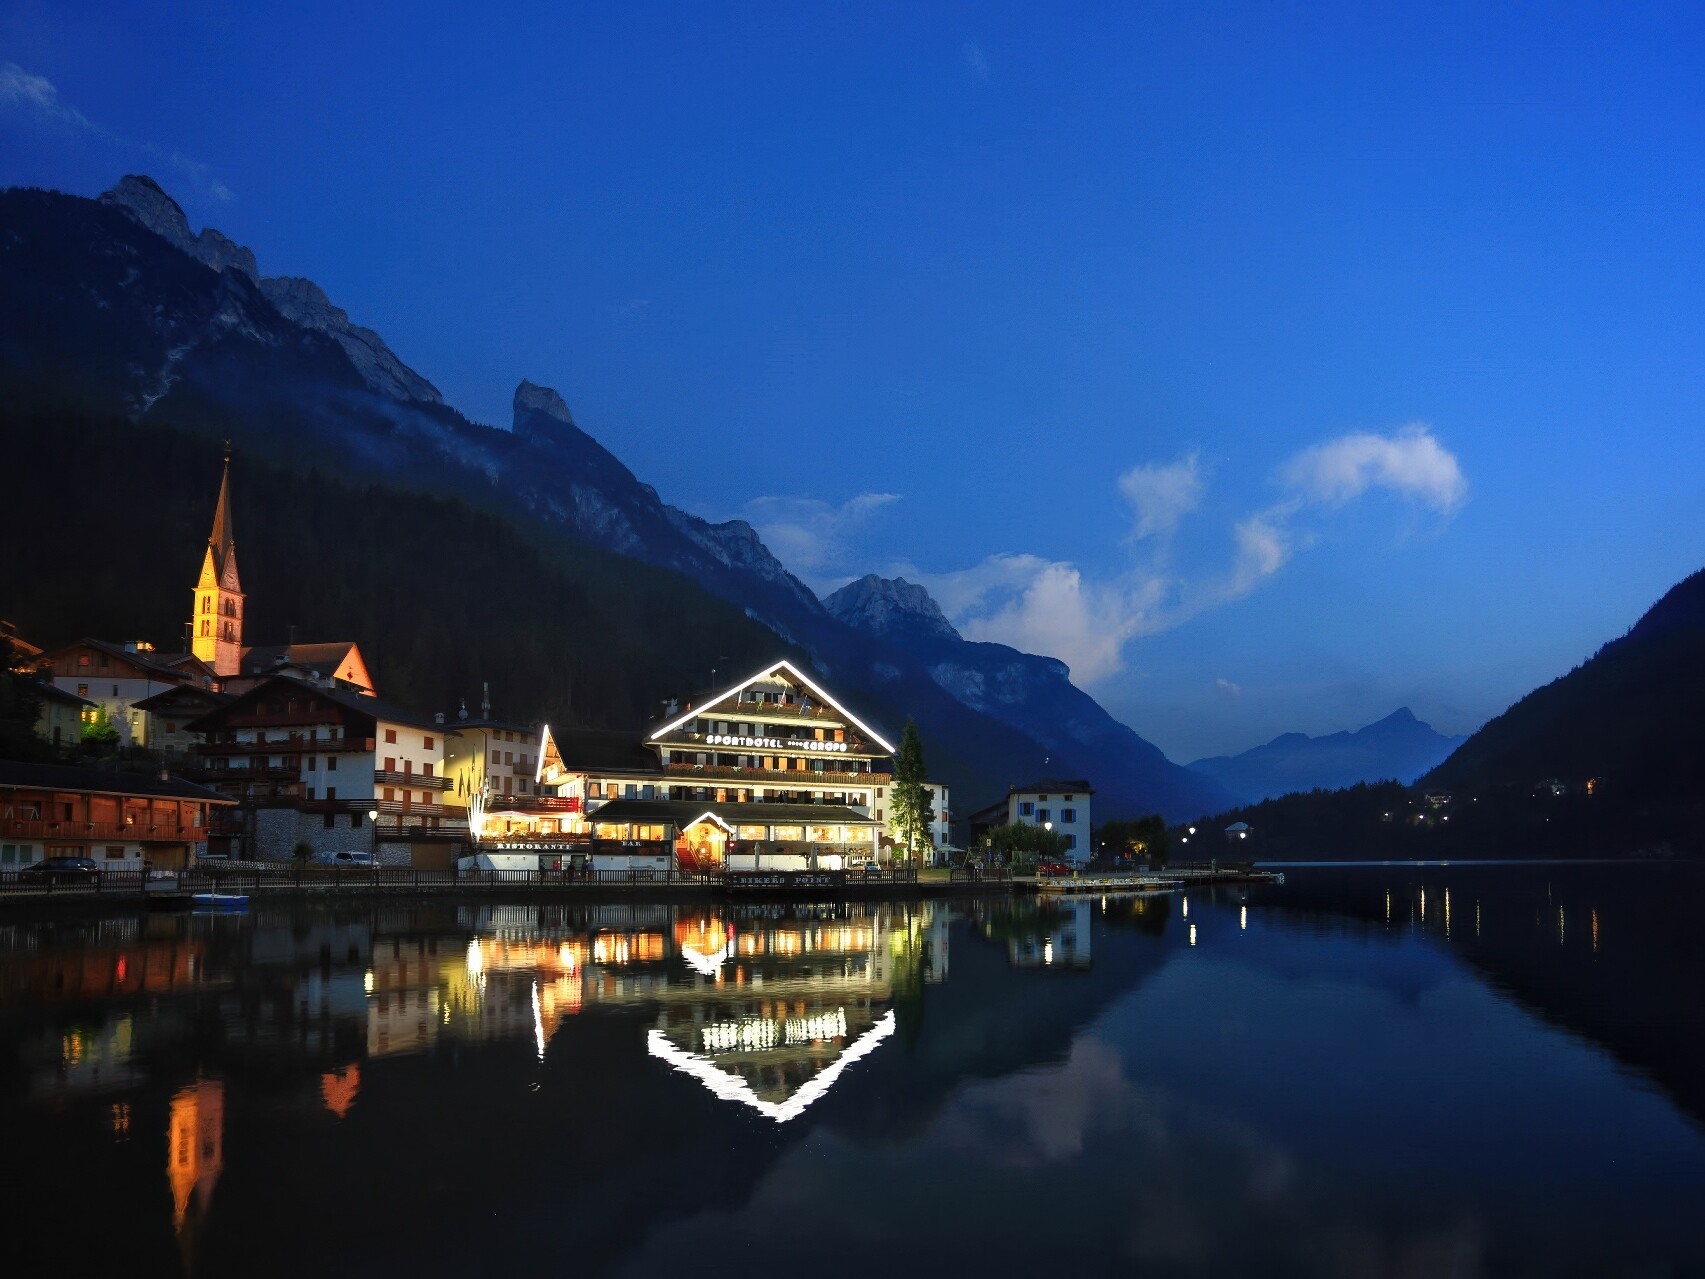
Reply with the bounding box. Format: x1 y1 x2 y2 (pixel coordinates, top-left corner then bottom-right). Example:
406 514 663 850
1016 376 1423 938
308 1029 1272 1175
890 719 933 863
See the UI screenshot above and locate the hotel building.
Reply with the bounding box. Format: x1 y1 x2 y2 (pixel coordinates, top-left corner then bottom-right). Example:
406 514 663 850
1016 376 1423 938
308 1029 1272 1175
477 660 900 870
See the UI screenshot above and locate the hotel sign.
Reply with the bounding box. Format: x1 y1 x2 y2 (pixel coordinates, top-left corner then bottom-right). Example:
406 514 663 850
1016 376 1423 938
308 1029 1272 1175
704 734 851 753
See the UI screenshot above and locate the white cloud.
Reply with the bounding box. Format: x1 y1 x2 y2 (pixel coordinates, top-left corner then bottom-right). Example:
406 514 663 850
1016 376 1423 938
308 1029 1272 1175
1215 678 1241 698
745 491 900 577
0 62 233 203
1118 453 1203 540
1280 423 1466 513
1 61 95 129
899 424 1466 687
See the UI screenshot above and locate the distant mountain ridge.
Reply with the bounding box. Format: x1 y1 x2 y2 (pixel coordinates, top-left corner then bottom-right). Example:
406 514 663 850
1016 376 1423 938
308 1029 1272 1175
1425 565 1705 801
1187 707 1466 804
825 575 1236 820
0 174 1232 819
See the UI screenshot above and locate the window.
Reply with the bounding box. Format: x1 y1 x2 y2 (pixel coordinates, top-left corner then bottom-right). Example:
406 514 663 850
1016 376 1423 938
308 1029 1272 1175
1064 834 1077 850
876 787 885 798
384 757 395 772
384 729 397 744
504 751 513 765
383 787 394 802
78 654 90 668
106 846 126 860
352 812 363 827
1062 808 1076 823
326 757 337 772
77 684 88 697
1038 808 1051 823
306 786 315 800
490 751 501 767
1018 801 1034 817
167 722 178 734
325 787 336 801
424 736 435 750
422 763 433 778
323 813 335 829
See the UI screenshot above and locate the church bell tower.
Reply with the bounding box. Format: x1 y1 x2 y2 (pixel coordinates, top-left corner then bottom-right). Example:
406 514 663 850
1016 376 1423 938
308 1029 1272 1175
190 447 245 677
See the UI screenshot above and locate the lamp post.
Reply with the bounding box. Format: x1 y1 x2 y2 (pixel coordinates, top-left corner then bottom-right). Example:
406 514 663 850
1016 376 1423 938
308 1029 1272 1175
367 808 379 868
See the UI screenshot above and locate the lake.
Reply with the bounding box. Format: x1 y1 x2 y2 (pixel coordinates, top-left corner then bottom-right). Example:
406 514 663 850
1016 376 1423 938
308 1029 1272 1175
2 861 1702 1277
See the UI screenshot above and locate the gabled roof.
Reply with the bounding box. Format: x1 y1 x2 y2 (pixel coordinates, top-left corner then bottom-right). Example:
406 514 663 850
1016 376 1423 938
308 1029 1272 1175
40 637 200 683
184 673 449 735
0 759 235 804
1009 778 1094 795
546 726 660 774
648 659 895 753
238 641 363 677
37 682 97 709
132 685 233 714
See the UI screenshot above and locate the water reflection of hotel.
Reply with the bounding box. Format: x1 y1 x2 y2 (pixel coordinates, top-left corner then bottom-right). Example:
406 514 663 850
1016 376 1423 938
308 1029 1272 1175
356 902 933 1120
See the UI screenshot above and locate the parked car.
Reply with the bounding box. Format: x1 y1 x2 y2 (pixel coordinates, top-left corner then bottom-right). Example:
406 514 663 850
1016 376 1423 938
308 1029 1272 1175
313 850 376 867
1036 860 1074 877
18 857 102 883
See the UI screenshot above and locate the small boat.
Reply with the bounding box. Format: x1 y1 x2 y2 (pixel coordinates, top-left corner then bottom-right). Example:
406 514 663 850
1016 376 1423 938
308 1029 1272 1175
190 892 249 911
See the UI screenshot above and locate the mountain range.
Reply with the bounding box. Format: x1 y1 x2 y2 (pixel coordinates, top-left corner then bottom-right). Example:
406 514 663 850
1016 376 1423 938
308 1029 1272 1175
1187 707 1465 804
0 175 1238 821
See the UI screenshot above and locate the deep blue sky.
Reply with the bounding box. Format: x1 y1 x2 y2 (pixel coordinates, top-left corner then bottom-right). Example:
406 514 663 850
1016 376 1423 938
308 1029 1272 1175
6 2 1705 759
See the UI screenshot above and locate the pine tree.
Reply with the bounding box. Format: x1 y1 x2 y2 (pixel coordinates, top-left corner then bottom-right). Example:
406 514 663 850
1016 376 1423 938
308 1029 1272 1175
889 719 933 863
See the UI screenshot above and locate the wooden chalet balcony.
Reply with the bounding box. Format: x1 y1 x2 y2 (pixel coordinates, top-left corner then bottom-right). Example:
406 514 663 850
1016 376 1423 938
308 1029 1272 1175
705 697 847 726
374 769 453 791
483 795 577 813
0 819 205 843
200 735 375 754
663 762 883 786
194 762 306 781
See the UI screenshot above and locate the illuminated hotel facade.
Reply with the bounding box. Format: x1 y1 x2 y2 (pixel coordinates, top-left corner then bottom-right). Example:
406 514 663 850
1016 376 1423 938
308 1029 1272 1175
474 660 903 869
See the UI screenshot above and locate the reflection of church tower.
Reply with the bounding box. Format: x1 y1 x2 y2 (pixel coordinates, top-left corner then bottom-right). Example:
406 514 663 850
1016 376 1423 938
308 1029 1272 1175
190 449 245 677
167 1075 225 1260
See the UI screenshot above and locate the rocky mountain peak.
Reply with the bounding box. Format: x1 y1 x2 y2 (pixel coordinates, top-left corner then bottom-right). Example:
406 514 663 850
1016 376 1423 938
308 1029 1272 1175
99 174 441 406
823 574 961 643
514 379 576 430
101 175 196 254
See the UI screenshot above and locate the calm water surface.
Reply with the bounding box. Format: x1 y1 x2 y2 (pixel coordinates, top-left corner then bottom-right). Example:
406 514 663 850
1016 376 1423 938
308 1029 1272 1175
2 862 1703 1277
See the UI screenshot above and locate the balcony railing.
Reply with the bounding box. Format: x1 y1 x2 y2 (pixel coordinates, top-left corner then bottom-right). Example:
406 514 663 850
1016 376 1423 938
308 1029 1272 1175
482 795 577 813
194 763 305 780
0 819 207 842
662 763 883 786
200 735 374 753
373 770 453 791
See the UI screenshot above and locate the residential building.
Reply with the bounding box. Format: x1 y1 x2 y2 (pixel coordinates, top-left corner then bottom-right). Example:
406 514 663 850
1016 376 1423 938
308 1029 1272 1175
0 759 236 871
185 674 464 866
34 683 95 750
967 778 1095 863
37 638 214 747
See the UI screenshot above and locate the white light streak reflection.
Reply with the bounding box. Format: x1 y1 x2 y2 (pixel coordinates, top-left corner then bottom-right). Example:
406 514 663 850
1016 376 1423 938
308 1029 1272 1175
531 980 545 1061
646 1010 897 1123
1189 923 1197 946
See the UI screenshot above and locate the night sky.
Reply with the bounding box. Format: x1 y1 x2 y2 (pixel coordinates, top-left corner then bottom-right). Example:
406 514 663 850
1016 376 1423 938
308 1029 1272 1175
6 2 1704 760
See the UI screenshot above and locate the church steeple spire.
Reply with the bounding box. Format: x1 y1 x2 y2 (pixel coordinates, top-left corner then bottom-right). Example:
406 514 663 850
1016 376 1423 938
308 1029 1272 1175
190 445 245 677
209 440 235 579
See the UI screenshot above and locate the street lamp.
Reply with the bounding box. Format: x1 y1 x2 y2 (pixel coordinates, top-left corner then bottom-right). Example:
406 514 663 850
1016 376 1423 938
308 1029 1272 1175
368 808 379 866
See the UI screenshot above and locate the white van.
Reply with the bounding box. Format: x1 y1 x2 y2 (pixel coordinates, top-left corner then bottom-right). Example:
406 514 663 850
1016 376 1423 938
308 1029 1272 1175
313 850 376 867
